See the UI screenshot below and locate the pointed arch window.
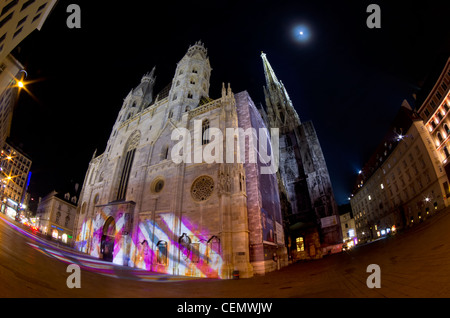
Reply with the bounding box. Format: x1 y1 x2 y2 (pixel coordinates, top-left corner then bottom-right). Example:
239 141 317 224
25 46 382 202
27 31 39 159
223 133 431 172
438 132 444 143
202 119 210 145
116 148 135 201
161 145 169 160
116 132 140 201
157 241 168 265
187 92 193 99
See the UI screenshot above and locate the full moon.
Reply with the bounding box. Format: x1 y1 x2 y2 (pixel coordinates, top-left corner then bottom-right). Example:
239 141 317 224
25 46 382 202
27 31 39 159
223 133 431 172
292 25 310 43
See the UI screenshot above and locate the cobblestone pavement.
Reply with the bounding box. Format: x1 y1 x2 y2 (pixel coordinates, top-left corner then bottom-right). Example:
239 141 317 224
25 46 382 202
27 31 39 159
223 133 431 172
2 207 450 298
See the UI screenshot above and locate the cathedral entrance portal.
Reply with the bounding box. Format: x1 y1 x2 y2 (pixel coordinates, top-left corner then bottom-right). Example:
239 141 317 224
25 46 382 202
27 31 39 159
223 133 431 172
101 217 115 262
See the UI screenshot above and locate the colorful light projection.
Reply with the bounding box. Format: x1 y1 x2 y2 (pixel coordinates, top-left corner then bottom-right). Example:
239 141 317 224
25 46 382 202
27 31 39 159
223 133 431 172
75 205 224 278
89 206 130 266
75 219 92 253
133 213 223 278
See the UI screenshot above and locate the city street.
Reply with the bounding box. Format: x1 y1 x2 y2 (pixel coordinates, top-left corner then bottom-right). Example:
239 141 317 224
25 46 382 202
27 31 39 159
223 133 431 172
1 208 450 298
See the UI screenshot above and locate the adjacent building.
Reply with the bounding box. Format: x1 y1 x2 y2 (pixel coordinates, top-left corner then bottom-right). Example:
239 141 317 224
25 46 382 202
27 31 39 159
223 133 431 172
36 188 79 245
0 139 31 217
0 0 57 63
0 0 58 149
416 57 450 184
350 99 450 242
339 204 356 247
0 54 23 149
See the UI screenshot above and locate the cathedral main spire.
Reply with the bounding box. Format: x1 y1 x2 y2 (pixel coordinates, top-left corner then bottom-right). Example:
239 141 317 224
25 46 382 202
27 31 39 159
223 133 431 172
261 52 300 129
261 52 280 89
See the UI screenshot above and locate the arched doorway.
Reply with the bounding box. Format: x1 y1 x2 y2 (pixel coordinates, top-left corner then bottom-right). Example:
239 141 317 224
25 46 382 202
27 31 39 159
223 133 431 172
101 217 115 262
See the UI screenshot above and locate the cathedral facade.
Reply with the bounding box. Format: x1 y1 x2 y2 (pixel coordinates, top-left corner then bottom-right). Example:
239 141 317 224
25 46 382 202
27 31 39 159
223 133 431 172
74 42 340 279
74 42 286 279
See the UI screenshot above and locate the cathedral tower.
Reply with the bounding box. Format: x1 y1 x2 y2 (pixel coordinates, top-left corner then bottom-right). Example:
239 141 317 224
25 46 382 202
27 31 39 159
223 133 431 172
261 52 311 220
168 41 212 120
261 52 300 131
261 53 342 258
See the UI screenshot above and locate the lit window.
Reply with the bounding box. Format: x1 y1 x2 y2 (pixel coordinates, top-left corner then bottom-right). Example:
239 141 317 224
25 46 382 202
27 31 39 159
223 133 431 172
296 237 304 252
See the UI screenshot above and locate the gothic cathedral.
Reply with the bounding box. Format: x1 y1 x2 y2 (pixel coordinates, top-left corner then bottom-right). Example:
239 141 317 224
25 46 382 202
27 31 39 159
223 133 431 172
74 42 340 279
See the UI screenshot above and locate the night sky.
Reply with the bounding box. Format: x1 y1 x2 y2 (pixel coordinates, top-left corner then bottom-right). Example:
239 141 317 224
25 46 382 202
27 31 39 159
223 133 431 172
8 0 450 205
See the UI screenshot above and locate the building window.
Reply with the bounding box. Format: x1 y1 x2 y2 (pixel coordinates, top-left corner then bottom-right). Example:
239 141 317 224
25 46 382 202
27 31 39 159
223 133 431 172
1 0 18 17
191 243 200 263
161 145 169 160
179 233 191 260
0 12 13 28
16 16 27 28
438 132 444 143
431 121 437 130
151 178 164 193
444 146 450 159
13 26 23 39
191 175 214 202
32 12 41 23
157 241 168 265
207 236 220 264
296 237 305 252
20 0 35 12
36 2 47 13
187 92 193 99
202 119 210 145
116 148 136 201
